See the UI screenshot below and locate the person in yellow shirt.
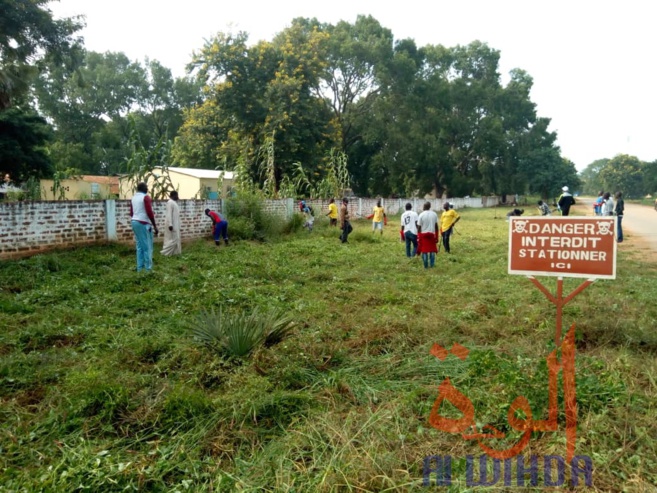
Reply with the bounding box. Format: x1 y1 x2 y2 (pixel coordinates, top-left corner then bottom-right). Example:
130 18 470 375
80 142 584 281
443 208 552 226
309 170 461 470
372 199 385 236
439 202 460 253
326 198 338 227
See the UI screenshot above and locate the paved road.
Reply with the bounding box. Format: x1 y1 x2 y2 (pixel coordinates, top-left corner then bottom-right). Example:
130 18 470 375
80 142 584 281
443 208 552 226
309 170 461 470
575 198 657 252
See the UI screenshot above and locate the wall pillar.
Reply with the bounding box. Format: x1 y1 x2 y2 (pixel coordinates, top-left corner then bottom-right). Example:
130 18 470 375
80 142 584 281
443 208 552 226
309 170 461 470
286 198 294 220
105 199 117 241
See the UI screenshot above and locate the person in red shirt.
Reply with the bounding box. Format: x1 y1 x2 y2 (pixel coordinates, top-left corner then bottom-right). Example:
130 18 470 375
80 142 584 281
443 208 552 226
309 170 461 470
205 208 229 246
130 182 159 272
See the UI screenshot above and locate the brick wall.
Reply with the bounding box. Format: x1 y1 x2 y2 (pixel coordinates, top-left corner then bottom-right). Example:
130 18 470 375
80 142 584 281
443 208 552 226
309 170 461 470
0 201 106 256
0 196 499 258
262 198 293 217
303 196 500 218
0 199 221 258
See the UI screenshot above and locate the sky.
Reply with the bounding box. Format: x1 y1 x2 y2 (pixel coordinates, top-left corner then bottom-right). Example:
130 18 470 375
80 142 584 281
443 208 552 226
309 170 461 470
49 0 657 171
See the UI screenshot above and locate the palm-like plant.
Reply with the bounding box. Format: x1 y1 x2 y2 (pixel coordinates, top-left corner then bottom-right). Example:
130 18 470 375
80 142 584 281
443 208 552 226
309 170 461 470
190 307 295 358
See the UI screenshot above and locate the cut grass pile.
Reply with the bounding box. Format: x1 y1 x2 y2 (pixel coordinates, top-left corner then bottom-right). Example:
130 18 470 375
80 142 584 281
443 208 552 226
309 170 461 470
1 203 656 492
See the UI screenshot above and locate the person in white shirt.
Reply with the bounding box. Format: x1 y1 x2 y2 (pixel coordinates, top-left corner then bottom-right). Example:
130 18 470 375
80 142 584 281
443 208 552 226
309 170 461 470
400 202 419 258
602 192 614 216
417 202 439 268
130 182 159 272
161 190 181 256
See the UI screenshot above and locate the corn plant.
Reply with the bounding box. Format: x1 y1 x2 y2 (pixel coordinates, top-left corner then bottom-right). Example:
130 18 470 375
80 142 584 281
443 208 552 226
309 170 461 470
259 132 277 198
120 117 176 200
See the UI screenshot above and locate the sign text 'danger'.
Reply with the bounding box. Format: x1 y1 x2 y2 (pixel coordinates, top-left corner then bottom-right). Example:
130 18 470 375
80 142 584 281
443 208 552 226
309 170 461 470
508 217 616 279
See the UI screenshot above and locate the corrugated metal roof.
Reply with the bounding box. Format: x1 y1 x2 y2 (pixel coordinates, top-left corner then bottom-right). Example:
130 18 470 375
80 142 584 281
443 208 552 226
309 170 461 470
80 175 119 185
166 167 234 180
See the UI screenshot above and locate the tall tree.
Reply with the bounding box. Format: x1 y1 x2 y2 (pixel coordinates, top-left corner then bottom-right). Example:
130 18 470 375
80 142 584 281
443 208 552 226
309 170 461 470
579 158 608 195
643 159 657 196
519 118 579 200
132 59 203 140
599 154 644 198
35 51 199 175
0 0 83 109
1 0 82 182
0 108 52 181
35 50 147 174
184 28 334 190
364 40 450 196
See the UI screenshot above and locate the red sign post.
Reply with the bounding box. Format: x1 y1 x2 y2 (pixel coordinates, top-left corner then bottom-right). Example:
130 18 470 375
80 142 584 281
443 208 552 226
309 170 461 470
506 216 617 463
426 217 616 466
509 216 617 346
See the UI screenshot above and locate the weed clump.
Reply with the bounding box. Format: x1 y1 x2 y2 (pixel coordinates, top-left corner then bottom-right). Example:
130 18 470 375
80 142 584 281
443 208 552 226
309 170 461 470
225 193 285 240
190 307 295 358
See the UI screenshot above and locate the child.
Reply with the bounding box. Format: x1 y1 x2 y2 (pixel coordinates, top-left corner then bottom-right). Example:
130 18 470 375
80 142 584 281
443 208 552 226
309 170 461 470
372 200 385 236
593 191 604 216
326 198 338 227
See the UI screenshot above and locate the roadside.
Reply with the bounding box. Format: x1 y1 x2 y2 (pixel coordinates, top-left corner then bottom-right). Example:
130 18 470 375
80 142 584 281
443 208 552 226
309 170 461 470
574 198 657 262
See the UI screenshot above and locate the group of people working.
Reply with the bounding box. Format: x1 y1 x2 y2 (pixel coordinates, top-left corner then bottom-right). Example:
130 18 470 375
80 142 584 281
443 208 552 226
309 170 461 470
129 182 228 272
535 186 624 242
400 201 460 268
319 197 461 267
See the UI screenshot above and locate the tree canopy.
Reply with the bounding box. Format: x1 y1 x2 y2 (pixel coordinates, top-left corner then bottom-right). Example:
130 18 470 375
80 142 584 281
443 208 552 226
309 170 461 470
3 10 633 200
0 0 83 109
580 154 657 199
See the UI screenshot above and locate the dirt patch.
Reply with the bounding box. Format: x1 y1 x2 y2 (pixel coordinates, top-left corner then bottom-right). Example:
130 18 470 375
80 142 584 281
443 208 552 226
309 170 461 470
22 333 86 353
0 343 14 355
14 387 47 408
622 234 657 264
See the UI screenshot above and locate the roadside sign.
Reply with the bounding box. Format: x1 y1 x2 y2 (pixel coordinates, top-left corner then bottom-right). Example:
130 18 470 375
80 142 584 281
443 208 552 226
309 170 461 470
508 217 616 279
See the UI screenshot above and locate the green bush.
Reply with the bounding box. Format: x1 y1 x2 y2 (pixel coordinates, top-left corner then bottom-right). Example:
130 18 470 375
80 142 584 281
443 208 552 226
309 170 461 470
226 216 256 241
283 212 306 234
225 193 288 240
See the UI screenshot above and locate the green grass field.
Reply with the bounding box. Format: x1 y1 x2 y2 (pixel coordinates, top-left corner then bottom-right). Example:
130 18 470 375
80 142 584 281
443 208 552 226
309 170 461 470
1 204 656 492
